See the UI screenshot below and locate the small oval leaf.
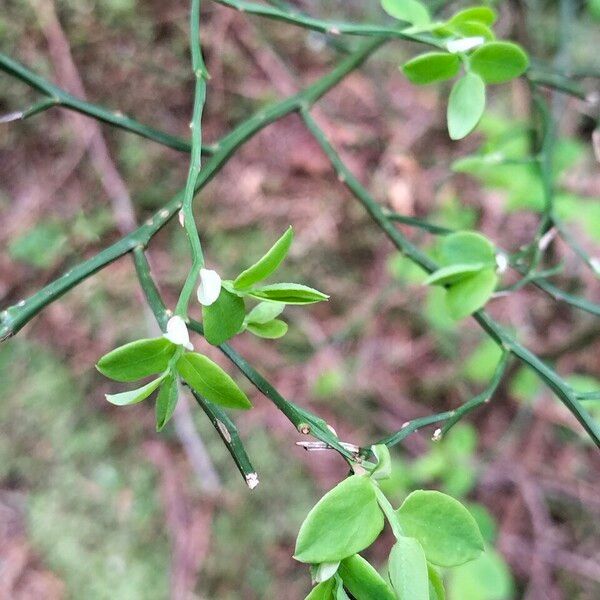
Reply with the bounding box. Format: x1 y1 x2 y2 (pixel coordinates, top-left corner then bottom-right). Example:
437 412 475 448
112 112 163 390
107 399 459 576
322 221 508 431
155 373 178 431
447 73 486 140
105 375 166 406
246 319 288 339
338 554 396 600
202 287 245 346
402 52 461 85
246 301 285 324
448 6 497 26
248 283 329 305
176 352 252 410
381 0 431 26
470 41 529 84
439 231 496 266
446 268 498 320
305 579 335 600
424 263 486 286
388 537 429 600
294 476 384 564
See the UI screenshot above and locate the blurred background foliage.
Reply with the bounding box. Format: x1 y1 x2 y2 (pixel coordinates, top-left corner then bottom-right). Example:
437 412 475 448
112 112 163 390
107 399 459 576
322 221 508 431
1 0 600 598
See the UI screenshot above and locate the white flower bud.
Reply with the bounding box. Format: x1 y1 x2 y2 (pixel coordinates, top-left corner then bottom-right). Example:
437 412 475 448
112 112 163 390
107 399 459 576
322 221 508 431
197 268 222 306
447 36 485 54
164 315 193 350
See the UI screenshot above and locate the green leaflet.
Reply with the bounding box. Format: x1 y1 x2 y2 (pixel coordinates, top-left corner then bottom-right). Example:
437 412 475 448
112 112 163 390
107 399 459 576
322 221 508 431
155 373 178 431
445 268 498 319
428 564 446 600
439 232 496 267
311 562 340 584
448 6 497 26
247 283 329 305
396 490 484 567
424 263 487 286
388 537 429 600
402 52 460 85
370 444 392 480
96 337 176 382
305 579 335 600
447 72 486 140
470 42 529 84
294 475 384 563
380 0 431 26
246 301 285 324
246 319 288 339
105 374 166 406
202 287 246 345
234 226 294 290
176 352 252 410
338 554 396 600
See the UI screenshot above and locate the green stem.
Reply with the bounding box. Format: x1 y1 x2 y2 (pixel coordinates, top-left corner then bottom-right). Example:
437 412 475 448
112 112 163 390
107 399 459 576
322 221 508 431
300 109 600 448
374 485 403 539
374 411 456 449
0 52 205 154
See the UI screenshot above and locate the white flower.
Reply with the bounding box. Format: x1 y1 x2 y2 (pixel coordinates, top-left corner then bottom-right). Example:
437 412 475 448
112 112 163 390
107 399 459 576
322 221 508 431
495 252 509 274
164 315 193 350
447 36 485 54
197 268 222 306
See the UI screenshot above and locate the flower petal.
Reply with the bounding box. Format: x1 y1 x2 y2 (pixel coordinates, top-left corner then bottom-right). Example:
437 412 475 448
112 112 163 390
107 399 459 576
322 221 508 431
197 268 222 306
447 36 485 54
164 315 190 347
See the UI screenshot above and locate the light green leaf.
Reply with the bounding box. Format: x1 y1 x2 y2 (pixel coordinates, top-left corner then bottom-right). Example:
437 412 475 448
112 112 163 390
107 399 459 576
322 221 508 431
428 564 446 600
424 263 486 286
448 21 495 41
96 337 176 382
305 579 335 600
446 268 498 319
388 537 429 600
234 226 294 290
470 42 529 84
176 352 252 410
294 475 384 563
155 373 178 431
338 554 396 600
202 288 245 346
402 52 460 84
105 374 166 406
381 0 431 26
447 73 486 140
246 301 285 324
370 444 392 480
439 232 496 266
248 283 329 305
396 490 484 567
448 6 497 26
311 562 340 584
334 579 351 600
246 319 288 339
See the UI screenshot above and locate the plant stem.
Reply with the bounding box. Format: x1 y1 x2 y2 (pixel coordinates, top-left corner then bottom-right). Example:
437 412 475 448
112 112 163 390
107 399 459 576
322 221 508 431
374 485 403 539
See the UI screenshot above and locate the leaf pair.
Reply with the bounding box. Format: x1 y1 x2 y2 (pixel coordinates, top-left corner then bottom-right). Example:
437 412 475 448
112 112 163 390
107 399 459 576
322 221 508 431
425 232 499 319
203 227 328 345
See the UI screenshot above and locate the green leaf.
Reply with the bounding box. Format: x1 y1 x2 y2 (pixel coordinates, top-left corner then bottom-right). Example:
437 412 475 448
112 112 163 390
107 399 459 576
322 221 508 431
470 42 529 84
105 375 166 406
234 226 294 290
370 444 392 480
155 373 178 431
448 6 497 26
246 319 288 339
294 476 384 563
448 21 495 41
396 490 484 567
381 0 431 26
445 268 497 319
334 578 351 600
96 337 176 382
176 352 252 410
338 554 396 600
447 73 486 140
388 537 429 600
424 263 486 286
202 288 245 346
428 564 446 600
246 301 285 324
439 231 496 266
402 52 460 84
248 283 329 305
311 562 340 584
305 579 335 600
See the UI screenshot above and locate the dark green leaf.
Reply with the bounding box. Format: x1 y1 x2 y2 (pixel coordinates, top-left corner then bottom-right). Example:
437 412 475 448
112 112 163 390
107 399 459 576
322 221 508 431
248 283 329 305
294 475 384 563
470 42 529 84
424 263 486 286
447 73 486 140
202 288 245 345
402 53 460 85
396 490 484 567
234 226 294 290
96 337 176 382
246 301 285 324
446 268 498 319
155 373 178 431
105 375 166 406
305 579 335 600
388 537 429 600
439 231 496 266
246 319 288 339
338 554 396 600
176 352 252 410
381 0 431 26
